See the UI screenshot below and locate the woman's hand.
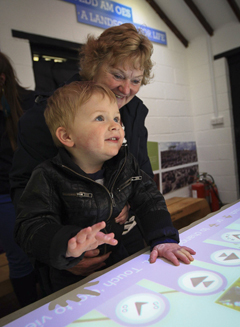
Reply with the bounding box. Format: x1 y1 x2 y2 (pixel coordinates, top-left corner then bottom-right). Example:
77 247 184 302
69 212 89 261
115 204 130 225
66 250 112 276
150 243 196 266
66 221 117 258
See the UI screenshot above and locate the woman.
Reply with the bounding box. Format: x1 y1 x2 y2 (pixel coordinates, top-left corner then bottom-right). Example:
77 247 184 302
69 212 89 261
81 23 155 256
0 52 38 307
81 23 154 178
10 23 154 279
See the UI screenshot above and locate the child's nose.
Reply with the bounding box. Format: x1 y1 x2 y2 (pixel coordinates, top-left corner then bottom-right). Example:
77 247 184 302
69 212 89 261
110 121 120 130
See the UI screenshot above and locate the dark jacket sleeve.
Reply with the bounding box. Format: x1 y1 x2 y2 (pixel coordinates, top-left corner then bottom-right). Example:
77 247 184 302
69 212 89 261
14 167 83 270
138 117 154 179
9 98 58 211
10 74 82 211
126 155 179 245
120 96 154 179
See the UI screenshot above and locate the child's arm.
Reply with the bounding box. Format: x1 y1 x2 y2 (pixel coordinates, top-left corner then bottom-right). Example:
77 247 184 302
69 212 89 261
15 168 116 271
125 157 196 266
66 221 118 258
149 243 196 266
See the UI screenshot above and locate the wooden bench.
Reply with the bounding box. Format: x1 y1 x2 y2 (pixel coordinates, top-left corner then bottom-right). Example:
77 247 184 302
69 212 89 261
166 196 211 230
0 253 13 298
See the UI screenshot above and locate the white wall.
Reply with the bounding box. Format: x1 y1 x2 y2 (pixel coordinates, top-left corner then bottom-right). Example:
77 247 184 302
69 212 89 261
0 0 239 204
187 25 240 204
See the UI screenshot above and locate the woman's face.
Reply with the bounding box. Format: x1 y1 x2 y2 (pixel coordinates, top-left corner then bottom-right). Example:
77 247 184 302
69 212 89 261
93 62 144 109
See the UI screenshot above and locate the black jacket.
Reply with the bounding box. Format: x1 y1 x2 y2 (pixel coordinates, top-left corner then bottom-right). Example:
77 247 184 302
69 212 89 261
10 74 153 209
15 146 178 291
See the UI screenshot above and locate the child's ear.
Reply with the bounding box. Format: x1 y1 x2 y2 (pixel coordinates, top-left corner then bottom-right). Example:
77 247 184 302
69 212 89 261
56 127 74 148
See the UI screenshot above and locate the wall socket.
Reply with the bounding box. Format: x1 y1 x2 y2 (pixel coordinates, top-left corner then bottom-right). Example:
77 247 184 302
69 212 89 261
211 116 224 126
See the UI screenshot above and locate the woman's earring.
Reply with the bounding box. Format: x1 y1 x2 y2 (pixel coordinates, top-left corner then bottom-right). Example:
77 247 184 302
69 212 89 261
1 88 11 117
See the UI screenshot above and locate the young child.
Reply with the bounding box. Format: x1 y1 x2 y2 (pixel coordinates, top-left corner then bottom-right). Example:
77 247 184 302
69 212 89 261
15 81 195 293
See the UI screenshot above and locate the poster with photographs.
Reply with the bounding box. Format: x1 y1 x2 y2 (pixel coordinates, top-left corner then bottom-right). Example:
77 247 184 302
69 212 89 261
147 141 199 195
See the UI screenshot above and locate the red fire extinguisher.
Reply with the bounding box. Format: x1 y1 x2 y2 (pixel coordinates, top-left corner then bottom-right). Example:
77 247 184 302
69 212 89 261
191 173 222 212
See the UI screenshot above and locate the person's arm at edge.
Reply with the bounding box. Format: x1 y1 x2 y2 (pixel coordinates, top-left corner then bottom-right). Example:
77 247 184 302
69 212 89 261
10 100 57 211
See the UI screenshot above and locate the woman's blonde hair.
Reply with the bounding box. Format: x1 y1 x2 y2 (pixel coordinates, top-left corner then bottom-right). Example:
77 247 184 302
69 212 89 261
80 23 153 85
44 81 117 147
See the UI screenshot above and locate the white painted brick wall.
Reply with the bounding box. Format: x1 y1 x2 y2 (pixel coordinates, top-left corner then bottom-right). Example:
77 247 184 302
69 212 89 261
188 44 239 203
0 0 239 204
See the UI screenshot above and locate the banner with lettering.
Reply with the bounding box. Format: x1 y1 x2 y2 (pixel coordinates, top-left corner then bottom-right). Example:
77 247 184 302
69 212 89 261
62 0 167 45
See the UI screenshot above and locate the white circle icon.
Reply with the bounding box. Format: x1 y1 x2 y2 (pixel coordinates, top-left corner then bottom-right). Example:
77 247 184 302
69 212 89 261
178 270 225 295
221 231 240 243
116 293 168 325
211 249 240 265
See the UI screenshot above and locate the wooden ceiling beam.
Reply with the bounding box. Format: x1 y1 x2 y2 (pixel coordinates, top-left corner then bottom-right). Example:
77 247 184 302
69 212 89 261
145 0 189 47
226 0 240 22
183 0 214 36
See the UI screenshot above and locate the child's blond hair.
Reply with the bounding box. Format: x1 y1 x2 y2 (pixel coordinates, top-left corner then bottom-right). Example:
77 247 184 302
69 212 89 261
44 81 117 147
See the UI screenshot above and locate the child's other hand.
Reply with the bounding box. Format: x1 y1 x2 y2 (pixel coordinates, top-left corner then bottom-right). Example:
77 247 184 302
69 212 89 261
149 243 196 266
66 221 118 258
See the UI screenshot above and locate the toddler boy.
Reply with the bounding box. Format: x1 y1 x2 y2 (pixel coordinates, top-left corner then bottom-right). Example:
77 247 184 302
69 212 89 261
15 81 195 293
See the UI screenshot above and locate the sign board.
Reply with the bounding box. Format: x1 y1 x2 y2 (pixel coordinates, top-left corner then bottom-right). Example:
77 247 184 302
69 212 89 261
62 0 167 45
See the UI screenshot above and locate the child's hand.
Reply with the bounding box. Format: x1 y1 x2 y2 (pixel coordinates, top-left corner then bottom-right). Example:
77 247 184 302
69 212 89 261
149 243 196 266
66 221 118 258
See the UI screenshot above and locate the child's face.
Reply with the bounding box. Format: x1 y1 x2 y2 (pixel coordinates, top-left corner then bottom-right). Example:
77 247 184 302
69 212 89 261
69 93 125 172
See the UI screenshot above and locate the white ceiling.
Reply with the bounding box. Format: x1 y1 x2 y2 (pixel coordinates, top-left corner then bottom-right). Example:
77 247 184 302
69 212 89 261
153 0 240 42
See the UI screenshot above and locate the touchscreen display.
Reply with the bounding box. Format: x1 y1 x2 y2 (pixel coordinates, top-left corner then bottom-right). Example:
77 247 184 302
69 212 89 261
4 202 240 327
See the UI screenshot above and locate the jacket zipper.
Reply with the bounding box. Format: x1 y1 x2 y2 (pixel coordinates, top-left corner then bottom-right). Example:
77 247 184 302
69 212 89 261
108 155 127 203
61 165 115 220
117 176 142 192
62 192 93 198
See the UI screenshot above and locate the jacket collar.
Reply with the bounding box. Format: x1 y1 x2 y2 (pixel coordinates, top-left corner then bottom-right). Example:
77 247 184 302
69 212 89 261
52 147 87 177
104 145 127 171
52 146 128 177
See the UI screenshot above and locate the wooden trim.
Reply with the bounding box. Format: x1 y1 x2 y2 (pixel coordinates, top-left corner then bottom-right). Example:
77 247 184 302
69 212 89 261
12 30 81 49
145 0 189 47
226 0 240 22
183 0 214 36
214 46 240 60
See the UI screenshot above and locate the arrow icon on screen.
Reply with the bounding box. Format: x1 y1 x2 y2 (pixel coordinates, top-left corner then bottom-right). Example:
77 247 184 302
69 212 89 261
219 252 239 260
233 234 240 240
135 302 148 316
190 276 214 288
